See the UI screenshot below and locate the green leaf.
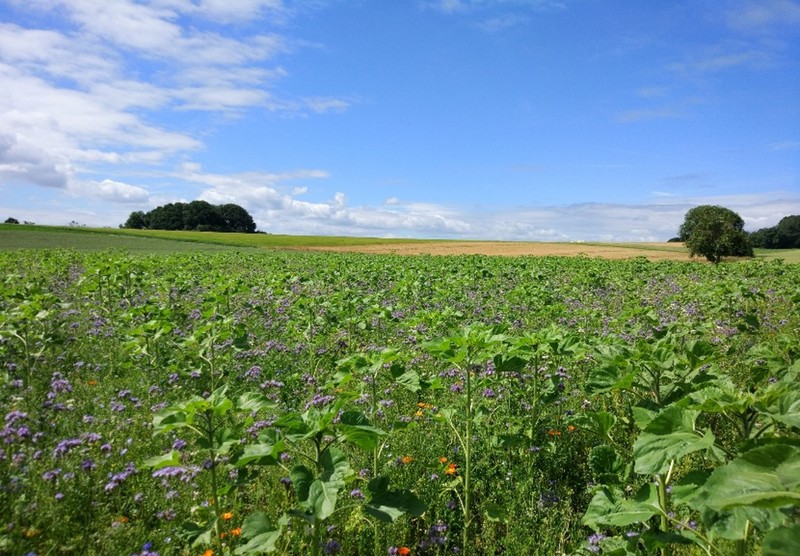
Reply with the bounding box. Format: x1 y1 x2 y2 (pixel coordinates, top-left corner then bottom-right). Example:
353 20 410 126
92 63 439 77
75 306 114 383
394 370 422 393
238 392 277 412
235 512 287 555
700 444 800 510
364 488 426 523
178 520 214 547
142 450 180 470
337 412 386 451
290 465 314 503
582 484 661 530
762 525 800 556
633 406 715 475
152 407 189 435
756 384 800 429
306 479 340 521
235 430 284 467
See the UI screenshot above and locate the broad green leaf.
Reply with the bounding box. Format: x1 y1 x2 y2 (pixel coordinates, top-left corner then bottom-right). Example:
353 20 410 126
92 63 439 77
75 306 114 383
364 488 426 523
582 484 661 530
235 431 284 467
337 412 386 451
290 465 314 503
393 370 422 393
178 520 214 547
235 512 287 555
588 444 625 483
586 359 636 393
700 444 800 510
762 525 800 556
669 470 709 506
142 450 180 470
238 391 277 412
634 406 715 475
152 407 189 434
756 384 800 429
306 479 340 521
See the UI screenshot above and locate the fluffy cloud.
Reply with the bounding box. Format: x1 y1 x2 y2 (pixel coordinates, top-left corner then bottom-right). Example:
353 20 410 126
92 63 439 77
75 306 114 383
0 133 72 189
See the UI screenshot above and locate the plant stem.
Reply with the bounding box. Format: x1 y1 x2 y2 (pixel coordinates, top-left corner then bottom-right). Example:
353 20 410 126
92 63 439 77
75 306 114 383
463 364 472 556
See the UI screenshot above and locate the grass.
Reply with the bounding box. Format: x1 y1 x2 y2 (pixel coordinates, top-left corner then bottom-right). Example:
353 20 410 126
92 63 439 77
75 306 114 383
0 225 247 253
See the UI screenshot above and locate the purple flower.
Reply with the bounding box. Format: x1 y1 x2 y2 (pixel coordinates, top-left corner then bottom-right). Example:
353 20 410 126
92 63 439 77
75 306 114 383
53 438 83 458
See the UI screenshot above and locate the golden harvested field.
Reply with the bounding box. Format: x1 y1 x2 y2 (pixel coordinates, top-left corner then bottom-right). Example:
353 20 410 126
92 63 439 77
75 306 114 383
301 241 695 260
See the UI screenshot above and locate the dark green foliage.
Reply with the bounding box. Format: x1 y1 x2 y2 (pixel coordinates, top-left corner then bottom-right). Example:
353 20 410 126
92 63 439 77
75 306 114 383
750 215 800 249
678 205 753 263
122 210 148 229
4 217 19 224
123 201 256 233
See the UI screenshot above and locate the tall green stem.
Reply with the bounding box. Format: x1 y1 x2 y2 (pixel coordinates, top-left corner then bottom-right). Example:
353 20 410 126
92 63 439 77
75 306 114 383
463 364 472 556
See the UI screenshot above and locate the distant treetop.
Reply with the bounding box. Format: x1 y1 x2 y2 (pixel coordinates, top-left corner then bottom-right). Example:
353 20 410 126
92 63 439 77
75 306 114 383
122 201 256 233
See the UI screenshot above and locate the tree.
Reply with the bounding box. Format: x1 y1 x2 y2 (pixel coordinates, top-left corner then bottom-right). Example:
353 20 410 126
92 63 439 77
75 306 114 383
678 205 753 263
4 217 19 224
218 203 256 233
122 211 148 229
121 202 256 233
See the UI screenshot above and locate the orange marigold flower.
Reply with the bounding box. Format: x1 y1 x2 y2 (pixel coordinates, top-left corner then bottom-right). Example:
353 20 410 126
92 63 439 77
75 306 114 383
202 550 214 556
567 425 576 432
221 511 234 520
219 532 227 539
399 547 411 556
87 380 97 386
414 410 424 418
401 455 414 465
445 462 457 475
231 527 243 536
24 528 40 538
114 516 128 524
439 456 448 464
417 401 426 408
548 429 561 436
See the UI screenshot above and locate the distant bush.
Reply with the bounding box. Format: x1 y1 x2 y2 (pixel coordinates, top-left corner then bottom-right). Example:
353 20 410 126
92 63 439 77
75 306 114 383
4 217 19 224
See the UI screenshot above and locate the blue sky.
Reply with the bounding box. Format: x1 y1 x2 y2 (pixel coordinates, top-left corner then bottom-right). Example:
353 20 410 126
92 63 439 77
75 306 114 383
1 0 798 241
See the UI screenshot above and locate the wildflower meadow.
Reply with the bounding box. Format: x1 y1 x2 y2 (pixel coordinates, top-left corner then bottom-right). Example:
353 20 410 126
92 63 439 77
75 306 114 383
1 249 798 555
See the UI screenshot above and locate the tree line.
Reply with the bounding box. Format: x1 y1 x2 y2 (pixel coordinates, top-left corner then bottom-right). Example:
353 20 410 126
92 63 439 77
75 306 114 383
121 201 256 233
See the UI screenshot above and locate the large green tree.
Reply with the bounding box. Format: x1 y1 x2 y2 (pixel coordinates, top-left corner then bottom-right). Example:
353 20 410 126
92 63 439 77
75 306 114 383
678 205 753 263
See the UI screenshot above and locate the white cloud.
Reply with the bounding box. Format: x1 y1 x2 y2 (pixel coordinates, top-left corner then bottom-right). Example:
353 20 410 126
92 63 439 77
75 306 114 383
71 179 150 203
0 133 72 189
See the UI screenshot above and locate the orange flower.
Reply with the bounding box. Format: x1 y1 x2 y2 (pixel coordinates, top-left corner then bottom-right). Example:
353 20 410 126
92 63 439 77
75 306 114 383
414 410 424 418
401 455 414 465
24 528 40 538
399 547 411 556
221 511 234 521
87 380 97 386
439 456 448 464
567 425 576 432
445 463 457 475
202 550 214 556
114 516 129 524
548 429 561 436
231 527 242 536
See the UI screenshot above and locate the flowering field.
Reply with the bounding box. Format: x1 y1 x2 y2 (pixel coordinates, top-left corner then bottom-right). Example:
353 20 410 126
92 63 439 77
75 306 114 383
1 249 798 556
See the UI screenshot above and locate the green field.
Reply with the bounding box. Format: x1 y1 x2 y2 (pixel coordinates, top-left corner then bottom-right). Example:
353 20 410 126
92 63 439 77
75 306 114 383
1 244 798 556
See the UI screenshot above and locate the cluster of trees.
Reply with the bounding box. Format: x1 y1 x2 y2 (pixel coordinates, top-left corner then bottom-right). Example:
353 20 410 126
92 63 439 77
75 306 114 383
749 215 800 249
676 205 800 263
122 201 256 233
